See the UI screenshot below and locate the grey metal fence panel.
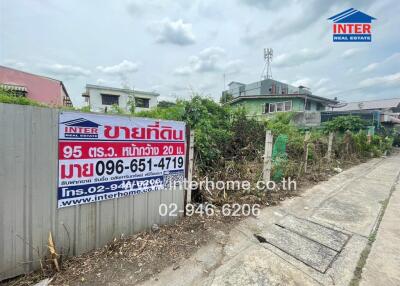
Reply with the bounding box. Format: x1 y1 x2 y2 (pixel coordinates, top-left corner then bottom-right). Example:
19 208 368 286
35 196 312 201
0 103 184 280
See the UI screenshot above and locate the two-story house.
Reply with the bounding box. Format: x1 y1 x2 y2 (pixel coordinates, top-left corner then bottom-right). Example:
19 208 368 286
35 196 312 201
223 79 337 120
82 84 159 113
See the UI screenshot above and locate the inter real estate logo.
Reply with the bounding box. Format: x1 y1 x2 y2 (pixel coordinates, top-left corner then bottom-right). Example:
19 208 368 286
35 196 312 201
62 118 101 138
328 8 376 42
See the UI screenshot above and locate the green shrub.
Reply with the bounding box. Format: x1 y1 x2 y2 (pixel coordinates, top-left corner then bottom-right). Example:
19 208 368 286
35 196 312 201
157 100 176 108
227 108 265 159
109 104 125 114
135 101 185 121
0 89 45 107
323 115 367 133
79 105 91 112
124 95 394 176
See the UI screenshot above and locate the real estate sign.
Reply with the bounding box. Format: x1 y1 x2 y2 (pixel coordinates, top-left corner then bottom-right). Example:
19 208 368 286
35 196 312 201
57 112 186 208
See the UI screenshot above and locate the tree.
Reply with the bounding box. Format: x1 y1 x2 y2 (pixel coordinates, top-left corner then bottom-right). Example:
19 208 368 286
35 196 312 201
158 100 176 108
127 93 135 114
220 92 233 104
323 115 367 133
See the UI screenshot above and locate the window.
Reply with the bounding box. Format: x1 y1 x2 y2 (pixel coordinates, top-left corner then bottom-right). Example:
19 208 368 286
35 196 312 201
3 89 26 97
135 97 150 108
101 94 119 105
269 103 276 113
317 102 324 111
264 103 270 113
0 84 27 97
276 102 284 112
269 101 292 113
14 90 27 97
284 101 291 111
305 100 311 110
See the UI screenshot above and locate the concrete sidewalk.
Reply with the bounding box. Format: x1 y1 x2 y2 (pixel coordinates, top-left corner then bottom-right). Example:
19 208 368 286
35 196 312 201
360 183 400 286
138 154 400 286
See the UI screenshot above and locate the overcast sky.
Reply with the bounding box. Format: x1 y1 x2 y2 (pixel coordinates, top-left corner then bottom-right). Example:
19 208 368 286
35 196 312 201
1 0 399 106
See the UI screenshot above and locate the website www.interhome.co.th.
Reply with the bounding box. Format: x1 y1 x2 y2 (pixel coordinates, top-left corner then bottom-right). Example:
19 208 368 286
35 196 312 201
58 185 163 207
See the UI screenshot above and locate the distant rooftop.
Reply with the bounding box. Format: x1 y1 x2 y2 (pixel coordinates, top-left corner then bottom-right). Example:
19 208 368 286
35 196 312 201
333 98 400 112
85 84 159 96
0 65 64 83
0 65 69 98
228 81 244 86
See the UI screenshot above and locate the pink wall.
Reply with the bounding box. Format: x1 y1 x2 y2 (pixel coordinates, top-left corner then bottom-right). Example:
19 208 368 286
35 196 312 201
0 66 66 106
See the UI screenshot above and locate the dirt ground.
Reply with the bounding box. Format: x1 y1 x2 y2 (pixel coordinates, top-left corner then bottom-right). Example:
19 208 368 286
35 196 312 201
2 213 244 286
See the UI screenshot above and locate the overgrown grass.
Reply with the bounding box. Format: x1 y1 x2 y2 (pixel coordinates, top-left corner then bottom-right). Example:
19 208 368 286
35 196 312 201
135 96 261 173
0 88 94 112
0 92 46 107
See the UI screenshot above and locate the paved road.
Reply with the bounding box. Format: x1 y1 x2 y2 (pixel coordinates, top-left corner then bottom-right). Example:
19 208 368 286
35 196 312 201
139 153 400 286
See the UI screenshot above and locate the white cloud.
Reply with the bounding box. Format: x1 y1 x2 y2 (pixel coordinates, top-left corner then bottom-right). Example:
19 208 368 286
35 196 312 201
362 63 379 72
361 52 400 73
96 60 139 86
224 59 243 75
275 49 327 68
315 78 330 88
95 78 119 86
174 47 242 76
96 60 139 75
189 47 225 72
292 78 312 88
359 72 400 87
174 47 225 74
148 18 195 46
3 59 26 69
342 48 361 58
42 64 90 78
126 1 192 16
292 77 330 92
173 66 193 76
241 0 288 10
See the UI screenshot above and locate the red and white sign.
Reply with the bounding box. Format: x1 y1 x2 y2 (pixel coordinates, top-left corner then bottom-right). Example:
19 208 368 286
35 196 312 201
57 112 186 208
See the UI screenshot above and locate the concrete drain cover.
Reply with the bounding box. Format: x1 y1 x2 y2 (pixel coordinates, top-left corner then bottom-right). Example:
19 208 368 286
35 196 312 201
256 215 350 273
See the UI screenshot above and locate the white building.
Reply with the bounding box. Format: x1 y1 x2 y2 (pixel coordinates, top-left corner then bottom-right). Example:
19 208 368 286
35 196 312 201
82 84 159 113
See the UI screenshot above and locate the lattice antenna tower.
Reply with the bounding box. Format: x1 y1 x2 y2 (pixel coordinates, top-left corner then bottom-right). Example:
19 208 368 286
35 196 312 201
262 48 273 80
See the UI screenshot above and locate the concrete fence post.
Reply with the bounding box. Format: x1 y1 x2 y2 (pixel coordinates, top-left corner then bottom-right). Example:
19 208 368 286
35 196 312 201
304 131 311 173
326 132 334 162
186 130 195 204
263 130 273 183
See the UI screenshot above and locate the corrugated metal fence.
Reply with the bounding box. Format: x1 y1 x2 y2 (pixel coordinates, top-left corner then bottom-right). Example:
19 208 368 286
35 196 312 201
0 103 185 280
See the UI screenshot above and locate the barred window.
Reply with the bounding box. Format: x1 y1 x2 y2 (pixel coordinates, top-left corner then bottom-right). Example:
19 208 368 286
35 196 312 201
101 94 119 105
135 97 150 108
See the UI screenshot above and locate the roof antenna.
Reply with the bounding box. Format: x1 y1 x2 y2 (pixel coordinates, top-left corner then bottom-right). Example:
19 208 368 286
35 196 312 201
261 48 273 80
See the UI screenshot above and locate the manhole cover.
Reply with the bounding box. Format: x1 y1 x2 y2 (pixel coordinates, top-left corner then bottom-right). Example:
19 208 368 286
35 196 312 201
256 215 350 273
